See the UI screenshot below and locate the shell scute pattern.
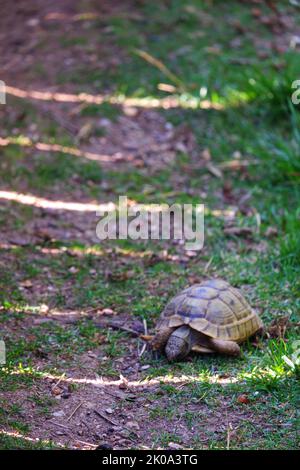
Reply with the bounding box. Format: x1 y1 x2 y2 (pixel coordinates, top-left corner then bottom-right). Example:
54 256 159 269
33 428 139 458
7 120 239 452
201 279 230 290
190 286 219 300
159 279 262 342
207 299 234 324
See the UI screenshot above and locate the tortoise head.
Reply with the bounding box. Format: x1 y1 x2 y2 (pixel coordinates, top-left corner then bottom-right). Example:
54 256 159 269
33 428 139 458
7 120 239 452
165 325 193 362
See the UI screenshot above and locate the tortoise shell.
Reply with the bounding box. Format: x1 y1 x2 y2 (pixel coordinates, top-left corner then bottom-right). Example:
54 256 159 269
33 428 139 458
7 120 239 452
157 279 262 343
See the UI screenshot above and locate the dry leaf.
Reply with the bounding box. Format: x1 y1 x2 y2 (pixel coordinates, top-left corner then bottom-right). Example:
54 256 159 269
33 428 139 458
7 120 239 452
20 279 33 288
265 226 278 238
267 316 289 339
168 442 183 450
76 121 94 142
206 162 223 178
224 227 254 238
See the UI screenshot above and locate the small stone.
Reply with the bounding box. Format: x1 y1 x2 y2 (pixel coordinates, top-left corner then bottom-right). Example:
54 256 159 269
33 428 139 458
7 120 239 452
123 106 138 117
27 18 39 27
186 250 197 258
69 266 79 274
102 308 115 315
20 280 33 288
98 118 111 127
126 421 140 430
105 408 114 414
232 150 242 159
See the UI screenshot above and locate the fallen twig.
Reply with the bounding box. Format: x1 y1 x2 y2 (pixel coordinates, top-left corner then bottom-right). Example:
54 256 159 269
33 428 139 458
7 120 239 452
93 409 119 426
204 256 214 273
134 49 185 90
48 420 69 430
51 373 66 392
93 409 138 436
75 439 98 449
138 319 149 357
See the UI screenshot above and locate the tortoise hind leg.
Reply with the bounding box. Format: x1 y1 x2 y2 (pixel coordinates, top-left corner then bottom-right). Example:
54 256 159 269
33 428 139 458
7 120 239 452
207 338 240 356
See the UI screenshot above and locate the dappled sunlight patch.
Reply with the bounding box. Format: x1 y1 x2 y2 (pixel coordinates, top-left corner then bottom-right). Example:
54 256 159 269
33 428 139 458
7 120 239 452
0 136 126 164
206 207 237 219
5 85 223 110
0 190 116 213
44 11 101 23
0 238 174 262
0 363 43 379
4 366 239 389
19 243 154 260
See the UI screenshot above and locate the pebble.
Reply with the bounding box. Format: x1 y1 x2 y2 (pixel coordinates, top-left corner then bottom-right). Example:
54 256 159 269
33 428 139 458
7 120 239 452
52 410 65 417
126 421 140 430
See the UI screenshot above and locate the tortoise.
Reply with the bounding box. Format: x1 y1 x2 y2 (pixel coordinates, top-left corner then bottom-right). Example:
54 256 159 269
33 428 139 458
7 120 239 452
150 279 263 362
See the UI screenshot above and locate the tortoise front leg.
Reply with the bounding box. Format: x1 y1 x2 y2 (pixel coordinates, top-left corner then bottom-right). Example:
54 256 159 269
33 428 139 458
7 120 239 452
165 326 193 362
207 338 241 356
150 327 175 352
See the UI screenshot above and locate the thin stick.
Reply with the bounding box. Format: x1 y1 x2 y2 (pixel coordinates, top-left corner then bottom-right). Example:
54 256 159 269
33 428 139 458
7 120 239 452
93 409 138 436
51 373 66 391
75 439 98 448
67 402 83 421
134 49 185 90
226 415 233 450
48 420 69 430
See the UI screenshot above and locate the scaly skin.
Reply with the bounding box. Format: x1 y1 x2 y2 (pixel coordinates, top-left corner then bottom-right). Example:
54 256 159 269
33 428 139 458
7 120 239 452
150 327 175 352
163 326 241 362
